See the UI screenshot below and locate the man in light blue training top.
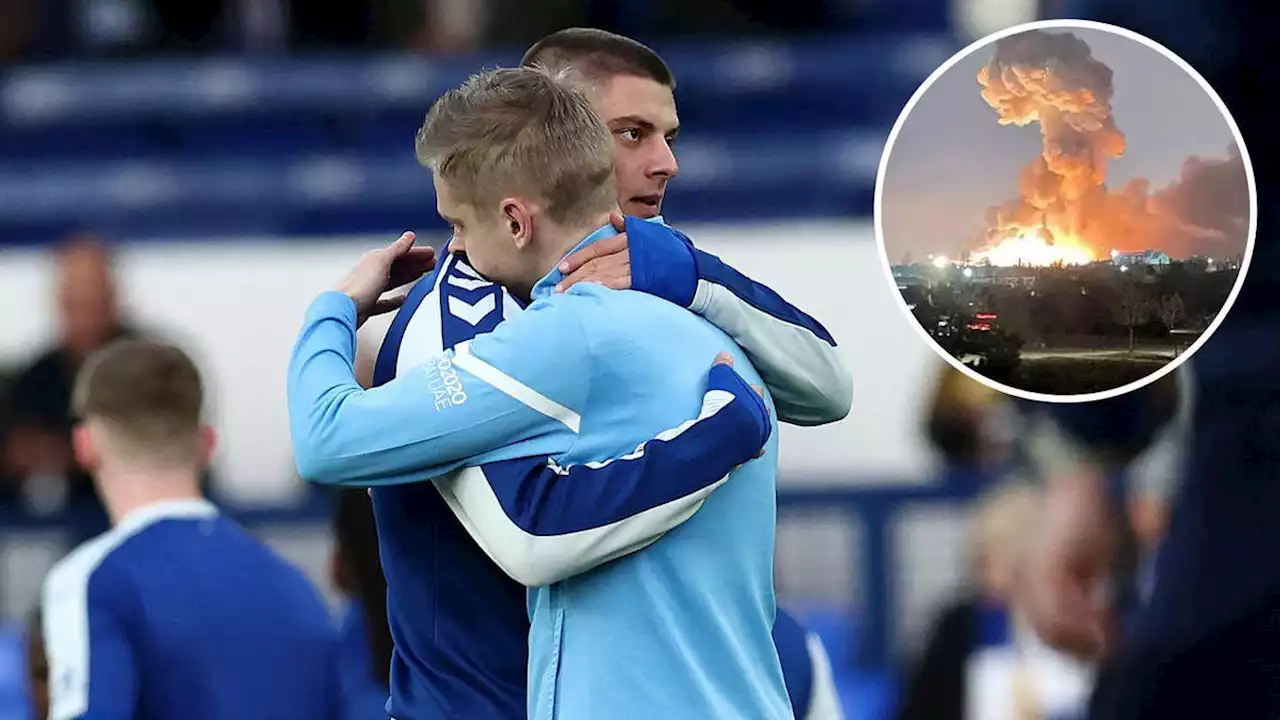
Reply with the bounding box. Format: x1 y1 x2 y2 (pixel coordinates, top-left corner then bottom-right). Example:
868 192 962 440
289 66 790 718
526 29 849 720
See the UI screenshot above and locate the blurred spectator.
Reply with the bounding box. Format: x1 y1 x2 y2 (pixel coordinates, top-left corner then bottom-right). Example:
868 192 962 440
1127 483 1171 607
1082 477 1172 720
0 0 36 62
894 482 1045 720
925 365 1016 471
2 235 134 530
1128 484 1170 566
1 0 867 63
1122 369 1187 601
16 0 208 60
401 0 485 54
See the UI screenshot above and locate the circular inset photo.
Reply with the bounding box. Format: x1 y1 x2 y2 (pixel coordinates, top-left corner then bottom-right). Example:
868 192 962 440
875 20 1255 402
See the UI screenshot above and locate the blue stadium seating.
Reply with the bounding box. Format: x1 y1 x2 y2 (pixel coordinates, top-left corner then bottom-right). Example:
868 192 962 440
0 33 959 245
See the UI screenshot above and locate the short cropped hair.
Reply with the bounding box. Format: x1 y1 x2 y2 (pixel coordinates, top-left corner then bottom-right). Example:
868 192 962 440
520 28 675 89
415 66 615 226
72 340 205 462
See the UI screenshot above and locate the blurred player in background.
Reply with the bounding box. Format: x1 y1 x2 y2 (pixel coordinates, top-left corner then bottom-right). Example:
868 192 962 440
290 65 788 718
41 340 341 720
773 605 846 720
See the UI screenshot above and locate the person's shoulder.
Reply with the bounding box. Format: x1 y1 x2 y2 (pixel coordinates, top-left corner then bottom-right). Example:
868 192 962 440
495 287 604 336
43 526 141 607
545 284 680 329
231 523 332 613
529 283 612 309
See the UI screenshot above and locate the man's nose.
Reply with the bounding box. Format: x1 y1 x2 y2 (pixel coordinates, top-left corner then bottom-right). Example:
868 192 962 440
649 140 678 179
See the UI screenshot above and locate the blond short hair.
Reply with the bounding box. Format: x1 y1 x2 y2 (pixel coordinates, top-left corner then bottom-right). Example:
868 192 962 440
415 66 616 226
72 340 205 463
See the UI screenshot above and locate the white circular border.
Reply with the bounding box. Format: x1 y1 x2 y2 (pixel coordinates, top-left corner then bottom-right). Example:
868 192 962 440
873 18 1258 404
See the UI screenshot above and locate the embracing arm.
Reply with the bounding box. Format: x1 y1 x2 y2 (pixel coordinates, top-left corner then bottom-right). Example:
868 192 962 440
624 217 852 426
439 360 773 586
287 291 589 486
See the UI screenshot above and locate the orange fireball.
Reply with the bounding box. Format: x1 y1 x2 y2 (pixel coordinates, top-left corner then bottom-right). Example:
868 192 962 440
971 227 1096 267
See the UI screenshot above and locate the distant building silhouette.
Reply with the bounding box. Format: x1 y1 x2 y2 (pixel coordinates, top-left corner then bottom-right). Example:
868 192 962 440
1111 249 1172 266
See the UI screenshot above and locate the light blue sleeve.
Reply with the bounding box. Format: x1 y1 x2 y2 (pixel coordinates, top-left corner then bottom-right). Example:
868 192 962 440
442 361 773 586
287 291 589 486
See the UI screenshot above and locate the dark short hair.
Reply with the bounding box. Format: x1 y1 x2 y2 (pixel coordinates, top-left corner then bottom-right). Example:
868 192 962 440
521 28 675 89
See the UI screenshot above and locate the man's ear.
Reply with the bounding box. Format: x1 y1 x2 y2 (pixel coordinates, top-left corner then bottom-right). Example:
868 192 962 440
198 426 218 469
72 422 100 473
501 198 534 249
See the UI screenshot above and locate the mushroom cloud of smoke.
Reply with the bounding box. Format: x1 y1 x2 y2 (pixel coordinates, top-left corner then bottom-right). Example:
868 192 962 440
978 29 1125 201
974 29 1249 260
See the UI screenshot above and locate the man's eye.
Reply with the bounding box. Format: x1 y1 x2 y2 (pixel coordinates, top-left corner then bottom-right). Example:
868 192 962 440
618 128 642 142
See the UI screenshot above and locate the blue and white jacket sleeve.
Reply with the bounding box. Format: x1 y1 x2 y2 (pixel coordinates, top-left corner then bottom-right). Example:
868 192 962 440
288 290 590 485
434 362 772 586
624 217 852 426
42 546 138 720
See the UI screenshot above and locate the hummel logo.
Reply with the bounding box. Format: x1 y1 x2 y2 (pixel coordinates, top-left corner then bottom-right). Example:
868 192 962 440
454 261 482 279
448 294 496 326
447 275 492 292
